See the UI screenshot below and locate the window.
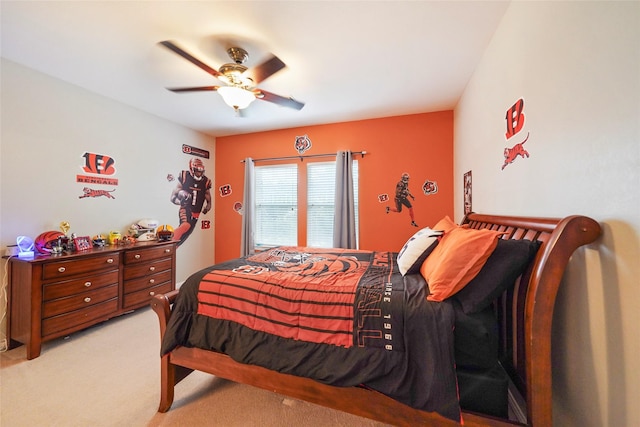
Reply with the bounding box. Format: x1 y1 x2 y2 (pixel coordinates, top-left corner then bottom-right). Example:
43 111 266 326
307 161 359 248
255 164 298 247
255 160 358 249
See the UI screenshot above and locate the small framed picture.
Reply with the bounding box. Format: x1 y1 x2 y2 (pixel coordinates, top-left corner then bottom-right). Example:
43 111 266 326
464 170 472 215
74 236 92 251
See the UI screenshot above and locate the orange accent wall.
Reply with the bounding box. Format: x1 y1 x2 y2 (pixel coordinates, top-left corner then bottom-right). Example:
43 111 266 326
215 111 453 262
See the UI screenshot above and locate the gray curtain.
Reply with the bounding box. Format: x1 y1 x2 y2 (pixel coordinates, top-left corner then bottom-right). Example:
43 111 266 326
333 151 357 248
240 157 255 256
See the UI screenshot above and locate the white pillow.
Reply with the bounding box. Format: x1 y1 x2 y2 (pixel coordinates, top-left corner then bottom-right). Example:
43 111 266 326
397 227 443 276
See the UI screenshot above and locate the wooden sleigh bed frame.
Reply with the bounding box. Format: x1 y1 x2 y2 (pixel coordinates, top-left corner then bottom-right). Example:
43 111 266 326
151 213 601 427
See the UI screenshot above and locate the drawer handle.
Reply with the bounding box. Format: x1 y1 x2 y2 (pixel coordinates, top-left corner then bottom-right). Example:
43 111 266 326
134 254 141 260
58 267 66 273
149 266 156 272
84 297 91 303
84 282 92 287
149 279 155 284
164 249 171 253
106 258 114 264
149 291 156 296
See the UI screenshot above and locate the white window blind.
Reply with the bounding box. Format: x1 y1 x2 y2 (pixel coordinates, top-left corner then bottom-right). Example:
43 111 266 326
255 164 298 247
307 161 359 248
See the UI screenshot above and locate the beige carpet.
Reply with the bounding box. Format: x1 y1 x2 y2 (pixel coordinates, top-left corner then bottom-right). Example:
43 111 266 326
0 308 391 427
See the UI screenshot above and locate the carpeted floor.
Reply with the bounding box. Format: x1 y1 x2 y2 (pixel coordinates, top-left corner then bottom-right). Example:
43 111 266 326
0 308 391 427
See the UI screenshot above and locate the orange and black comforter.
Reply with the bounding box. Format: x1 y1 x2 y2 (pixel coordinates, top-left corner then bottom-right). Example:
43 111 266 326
161 246 460 421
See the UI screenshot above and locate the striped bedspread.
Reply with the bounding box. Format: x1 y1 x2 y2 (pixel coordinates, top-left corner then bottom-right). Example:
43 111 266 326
161 246 460 421
197 247 403 350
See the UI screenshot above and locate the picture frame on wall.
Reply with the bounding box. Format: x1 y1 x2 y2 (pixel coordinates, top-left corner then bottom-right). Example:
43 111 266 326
464 170 472 215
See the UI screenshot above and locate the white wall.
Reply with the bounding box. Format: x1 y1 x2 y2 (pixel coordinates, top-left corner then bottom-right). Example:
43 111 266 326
454 2 639 426
0 59 216 348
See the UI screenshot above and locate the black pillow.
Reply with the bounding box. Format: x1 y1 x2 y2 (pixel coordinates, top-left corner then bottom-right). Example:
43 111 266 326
454 239 541 314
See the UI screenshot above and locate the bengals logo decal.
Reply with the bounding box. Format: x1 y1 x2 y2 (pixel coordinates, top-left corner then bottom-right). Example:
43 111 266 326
294 135 312 154
378 194 390 203
182 144 210 158
422 179 438 195
502 98 530 170
81 152 116 175
219 184 232 197
505 98 525 140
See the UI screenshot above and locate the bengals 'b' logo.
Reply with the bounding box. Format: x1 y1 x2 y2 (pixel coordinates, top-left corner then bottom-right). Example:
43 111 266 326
294 135 312 154
82 152 116 175
219 184 232 197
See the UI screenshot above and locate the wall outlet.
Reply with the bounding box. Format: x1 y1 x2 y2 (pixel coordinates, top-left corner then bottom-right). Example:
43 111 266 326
5 245 19 257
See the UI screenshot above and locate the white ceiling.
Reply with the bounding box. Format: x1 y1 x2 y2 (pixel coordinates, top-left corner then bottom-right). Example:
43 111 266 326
1 1 509 137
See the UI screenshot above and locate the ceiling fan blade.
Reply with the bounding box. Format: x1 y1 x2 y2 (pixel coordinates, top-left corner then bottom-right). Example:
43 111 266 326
167 86 219 93
159 40 222 79
256 89 305 110
249 55 286 84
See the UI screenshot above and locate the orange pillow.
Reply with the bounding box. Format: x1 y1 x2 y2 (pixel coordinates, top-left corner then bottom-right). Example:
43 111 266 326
420 227 503 302
432 215 458 233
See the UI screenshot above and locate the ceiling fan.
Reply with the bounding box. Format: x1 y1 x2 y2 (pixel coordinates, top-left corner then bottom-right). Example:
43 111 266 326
159 40 305 112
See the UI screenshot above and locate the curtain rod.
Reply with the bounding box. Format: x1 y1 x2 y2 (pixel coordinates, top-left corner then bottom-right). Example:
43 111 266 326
241 151 367 163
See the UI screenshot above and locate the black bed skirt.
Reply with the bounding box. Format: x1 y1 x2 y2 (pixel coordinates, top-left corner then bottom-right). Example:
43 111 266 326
457 364 509 418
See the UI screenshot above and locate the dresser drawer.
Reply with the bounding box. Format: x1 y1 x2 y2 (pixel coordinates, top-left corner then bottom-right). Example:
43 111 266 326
124 269 172 294
43 270 119 301
122 281 173 310
123 257 172 281
124 245 174 264
42 254 120 280
43 284 119 318
42 298 118 337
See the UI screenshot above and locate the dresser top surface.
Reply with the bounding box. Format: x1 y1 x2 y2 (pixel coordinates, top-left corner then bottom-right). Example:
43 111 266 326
8 240 175 264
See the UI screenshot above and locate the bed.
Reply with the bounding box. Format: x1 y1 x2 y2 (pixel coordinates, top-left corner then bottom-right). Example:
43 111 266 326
151 213 601 426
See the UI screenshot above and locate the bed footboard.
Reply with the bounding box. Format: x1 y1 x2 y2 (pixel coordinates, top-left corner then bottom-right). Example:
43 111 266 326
150 288 516 426
150 290 194 412
150 289 525 426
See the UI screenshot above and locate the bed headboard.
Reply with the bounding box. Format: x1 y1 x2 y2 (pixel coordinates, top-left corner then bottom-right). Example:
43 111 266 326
461 213 601 426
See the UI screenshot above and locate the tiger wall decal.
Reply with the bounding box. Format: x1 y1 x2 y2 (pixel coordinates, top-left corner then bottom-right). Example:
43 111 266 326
78 187 116 199
501 132 530 170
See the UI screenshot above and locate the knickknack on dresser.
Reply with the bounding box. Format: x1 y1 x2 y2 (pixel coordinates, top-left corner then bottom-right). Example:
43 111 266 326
6 240 176 359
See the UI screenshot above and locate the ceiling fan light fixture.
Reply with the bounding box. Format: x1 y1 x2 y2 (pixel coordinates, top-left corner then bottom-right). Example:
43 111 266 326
218 86 256 110
160 40 303 111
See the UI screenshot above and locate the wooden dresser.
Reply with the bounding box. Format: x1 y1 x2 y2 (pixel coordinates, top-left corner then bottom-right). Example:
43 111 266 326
7 240 176 359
